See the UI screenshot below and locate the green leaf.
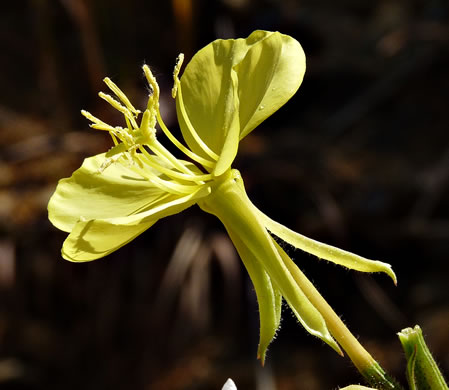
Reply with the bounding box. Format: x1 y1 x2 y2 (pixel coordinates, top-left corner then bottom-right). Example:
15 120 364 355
62 186 211 262
227 227 282 364
48 153 170 233
177 30 305 174
257 208 397 284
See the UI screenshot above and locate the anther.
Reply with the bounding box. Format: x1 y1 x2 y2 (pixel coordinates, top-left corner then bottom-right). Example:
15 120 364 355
99 92 133 118
103 77 141 116
81 110 115 131
172 53 184 98
142 65 160 103
140 109 157 141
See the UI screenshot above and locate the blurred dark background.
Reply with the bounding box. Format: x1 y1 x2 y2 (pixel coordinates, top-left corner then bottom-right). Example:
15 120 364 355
1 1 448 389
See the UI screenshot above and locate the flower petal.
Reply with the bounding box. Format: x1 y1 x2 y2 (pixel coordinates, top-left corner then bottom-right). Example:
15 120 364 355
177 30 305 172
48 153 169 233
62 186 211 262
213 70 240 176
62 218 154 262
235 31 306 139
227 226 282 364
257 208 397 284
176 37 244 164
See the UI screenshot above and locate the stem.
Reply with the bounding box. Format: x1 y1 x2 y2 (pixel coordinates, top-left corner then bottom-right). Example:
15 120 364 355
281 253 403 389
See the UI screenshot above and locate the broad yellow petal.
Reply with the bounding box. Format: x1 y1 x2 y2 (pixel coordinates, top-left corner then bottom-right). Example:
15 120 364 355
48 153 169 233
177 30 305 173
62 186 211 262
235 31 305 139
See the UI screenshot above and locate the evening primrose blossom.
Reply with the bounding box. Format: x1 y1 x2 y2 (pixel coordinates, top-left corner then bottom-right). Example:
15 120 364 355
48 30 396 364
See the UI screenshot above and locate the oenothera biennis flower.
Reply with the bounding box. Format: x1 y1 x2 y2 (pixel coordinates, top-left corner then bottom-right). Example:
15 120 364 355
48 30 396 363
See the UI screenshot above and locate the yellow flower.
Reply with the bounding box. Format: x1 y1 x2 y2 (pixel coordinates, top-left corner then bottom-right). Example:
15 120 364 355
48 30 396 363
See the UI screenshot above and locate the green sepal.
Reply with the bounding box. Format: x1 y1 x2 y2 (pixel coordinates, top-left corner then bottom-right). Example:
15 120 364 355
257 209 397 284
198 172 340 356
406 345 418 390
272 239 342 355
226 227 282 364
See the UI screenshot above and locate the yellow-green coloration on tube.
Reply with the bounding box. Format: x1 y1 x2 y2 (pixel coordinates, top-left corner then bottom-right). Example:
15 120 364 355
48 30 396 364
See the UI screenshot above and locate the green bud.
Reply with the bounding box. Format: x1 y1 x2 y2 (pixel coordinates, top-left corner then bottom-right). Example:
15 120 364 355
398 325 449 390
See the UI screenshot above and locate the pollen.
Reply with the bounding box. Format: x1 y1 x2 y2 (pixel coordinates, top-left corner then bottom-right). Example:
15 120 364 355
172 53 184 98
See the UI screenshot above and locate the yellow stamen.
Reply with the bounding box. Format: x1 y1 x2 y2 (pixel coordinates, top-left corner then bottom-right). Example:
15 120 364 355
143 61 216 169
172 53 184 98
128 162 201 195
85 64 217 193
139 149 212 183
110 132 119 146
140 109 157 142
143 65 160 104
156 110 215 169
111 128 134 148
149 139 196 176
103 77 141 116
172 60 219 162
98 92 139 129
81 110 115 131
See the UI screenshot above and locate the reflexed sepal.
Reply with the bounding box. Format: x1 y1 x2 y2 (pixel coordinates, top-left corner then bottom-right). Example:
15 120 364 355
227 228 282 364
199 171 340 357
256 208 397 284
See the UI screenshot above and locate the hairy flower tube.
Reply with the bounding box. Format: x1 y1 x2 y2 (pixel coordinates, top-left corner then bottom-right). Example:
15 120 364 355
48 30 397 364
